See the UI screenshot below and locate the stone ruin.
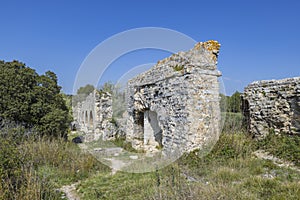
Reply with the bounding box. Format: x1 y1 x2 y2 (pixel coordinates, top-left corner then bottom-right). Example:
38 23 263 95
73 40 222 153
242 77 300 138
73 90 115 141
126 41 222 153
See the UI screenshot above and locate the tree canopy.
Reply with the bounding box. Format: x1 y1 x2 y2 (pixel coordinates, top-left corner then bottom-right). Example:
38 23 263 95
77 84 95 96
220 91 242 113
0 60 72 137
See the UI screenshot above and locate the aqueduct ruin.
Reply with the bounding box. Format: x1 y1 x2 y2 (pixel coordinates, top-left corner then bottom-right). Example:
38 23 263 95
73 91 113 139
242 77 300 138
73 40 222 153
126 40 222 153
73 41 300 154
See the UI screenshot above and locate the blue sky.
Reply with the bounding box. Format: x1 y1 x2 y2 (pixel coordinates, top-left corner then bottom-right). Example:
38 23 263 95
0 0 299 95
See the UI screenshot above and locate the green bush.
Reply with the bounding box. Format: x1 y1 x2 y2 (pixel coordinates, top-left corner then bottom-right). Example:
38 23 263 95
258 131 300 166
221 112 245 133
0 127 110 199
0 134 61 200
0 60 72 138
173 65 184 71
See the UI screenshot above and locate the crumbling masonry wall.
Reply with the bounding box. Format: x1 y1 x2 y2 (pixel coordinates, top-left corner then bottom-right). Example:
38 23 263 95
126 41 222 153
73 90 114 140
242 77 300 138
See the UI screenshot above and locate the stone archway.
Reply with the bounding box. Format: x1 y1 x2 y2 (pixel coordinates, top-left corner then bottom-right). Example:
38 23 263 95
89 110 94 129
144 110 163 148
81 111 85 124
85 111 88 126
242 98 250 131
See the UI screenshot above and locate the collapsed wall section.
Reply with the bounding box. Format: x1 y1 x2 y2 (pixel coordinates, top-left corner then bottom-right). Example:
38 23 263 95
126 41 222 153
242 77 300 138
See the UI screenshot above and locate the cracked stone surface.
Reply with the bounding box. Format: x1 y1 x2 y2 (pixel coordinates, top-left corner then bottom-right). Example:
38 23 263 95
243 77 300 138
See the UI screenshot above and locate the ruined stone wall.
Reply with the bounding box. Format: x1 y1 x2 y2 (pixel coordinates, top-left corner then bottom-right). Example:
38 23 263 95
242 77 300 138
73 90 113 140
126 41 222 153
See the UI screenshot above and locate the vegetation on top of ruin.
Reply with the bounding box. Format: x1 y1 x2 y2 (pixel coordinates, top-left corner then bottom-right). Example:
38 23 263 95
173 65 184 72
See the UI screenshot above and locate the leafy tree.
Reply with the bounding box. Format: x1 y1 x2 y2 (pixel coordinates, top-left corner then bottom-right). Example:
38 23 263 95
77 84 95 96
100 82 114 93
220 93 227 112
219 91 242 113
73 84 95 105
0 60 72 138
230 91 242 113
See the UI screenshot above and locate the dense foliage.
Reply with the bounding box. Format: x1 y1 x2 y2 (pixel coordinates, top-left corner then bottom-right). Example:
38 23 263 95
77 84 95 97
220 91 242 113
0 60 71 137
72 84 95 105
0 129 108 199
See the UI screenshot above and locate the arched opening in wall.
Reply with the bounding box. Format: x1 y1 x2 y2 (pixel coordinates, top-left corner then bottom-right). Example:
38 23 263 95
81 111 85 124
143 110 163 148
85 111 88 125
134 111 144 140
89 111 93 129
242 98 250 131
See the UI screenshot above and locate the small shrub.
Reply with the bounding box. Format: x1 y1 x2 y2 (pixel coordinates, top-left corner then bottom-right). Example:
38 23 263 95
173 65 184 71
257 131 300 166
0 127 110 199
112 136 140 153
0 134 61 199
221 112 245 133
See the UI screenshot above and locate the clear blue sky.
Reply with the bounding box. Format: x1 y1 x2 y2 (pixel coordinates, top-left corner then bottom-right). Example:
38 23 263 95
1 0 299 95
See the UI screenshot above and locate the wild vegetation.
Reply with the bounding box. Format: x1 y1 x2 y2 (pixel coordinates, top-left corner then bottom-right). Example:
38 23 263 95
0 60 72 138
75 120 300 200
1 125 299 199
0 61 299 199
0 130 110 199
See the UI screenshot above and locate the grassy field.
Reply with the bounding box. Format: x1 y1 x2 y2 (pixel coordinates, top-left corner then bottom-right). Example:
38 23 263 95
76 132 300 200
0 113 300 200
0 133 110 200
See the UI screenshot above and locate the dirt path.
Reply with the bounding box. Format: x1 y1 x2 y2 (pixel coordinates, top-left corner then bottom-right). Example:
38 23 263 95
104 157 128 175
79 143 129 175
60 138 132 199
60 181 81 200
253 150 300 172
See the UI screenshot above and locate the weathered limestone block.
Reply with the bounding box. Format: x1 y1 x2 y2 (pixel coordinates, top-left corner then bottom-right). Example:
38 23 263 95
126 40 222 153
242 77 300 138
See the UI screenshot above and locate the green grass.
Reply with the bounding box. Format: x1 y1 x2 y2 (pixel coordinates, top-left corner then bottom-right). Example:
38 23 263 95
0 133 110 200
1 113 300 200
111 136 141 153
76 132 300 200
257 131 300 166
221 112 245 133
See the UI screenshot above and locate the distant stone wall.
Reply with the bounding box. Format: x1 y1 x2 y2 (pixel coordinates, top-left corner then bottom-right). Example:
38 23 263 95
242 77 300 138
73 90 114 140
126 41 222 153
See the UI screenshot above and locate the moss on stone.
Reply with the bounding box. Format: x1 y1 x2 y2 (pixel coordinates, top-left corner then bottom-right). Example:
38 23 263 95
173 65 184 71
194 40 221 52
